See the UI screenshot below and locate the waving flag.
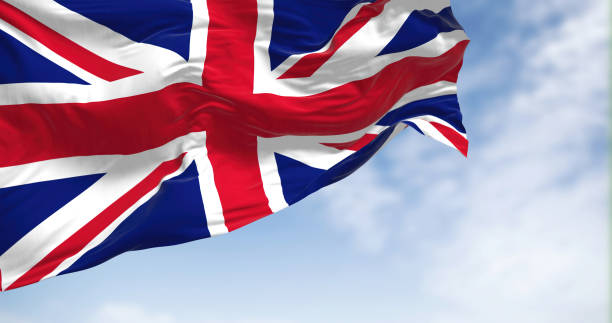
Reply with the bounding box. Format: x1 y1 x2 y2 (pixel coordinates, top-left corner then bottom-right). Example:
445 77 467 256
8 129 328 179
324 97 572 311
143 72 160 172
0 0 468 290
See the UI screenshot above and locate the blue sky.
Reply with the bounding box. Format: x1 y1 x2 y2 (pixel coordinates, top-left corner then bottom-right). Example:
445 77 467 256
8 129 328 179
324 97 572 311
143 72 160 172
0 1 608 322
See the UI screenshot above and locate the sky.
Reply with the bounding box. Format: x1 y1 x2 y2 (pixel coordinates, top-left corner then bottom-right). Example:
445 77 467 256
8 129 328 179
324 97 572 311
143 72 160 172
0 1 609 322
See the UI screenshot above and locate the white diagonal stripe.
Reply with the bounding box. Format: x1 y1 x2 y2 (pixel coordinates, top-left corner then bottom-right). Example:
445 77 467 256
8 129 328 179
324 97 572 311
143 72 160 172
407 118 457 149
0 18 101 85
0 132 206 290
0 0 208 105
253 0 461 96
40 153 198 283
3 0 181 71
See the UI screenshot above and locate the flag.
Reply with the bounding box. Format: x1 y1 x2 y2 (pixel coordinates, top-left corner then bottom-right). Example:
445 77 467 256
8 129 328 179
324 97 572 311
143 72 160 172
0 0 468 290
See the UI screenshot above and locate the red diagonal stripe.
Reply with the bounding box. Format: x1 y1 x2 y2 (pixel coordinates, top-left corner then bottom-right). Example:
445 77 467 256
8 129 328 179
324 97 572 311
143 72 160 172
278 0 390 79
321 133 378 151
241 41 469 136
430 121 468 157
6 153 185 290
0 0 142 82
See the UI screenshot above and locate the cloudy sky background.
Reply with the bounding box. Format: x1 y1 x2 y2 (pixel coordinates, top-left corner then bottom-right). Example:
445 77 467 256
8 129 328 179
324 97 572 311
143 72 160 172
0 0 608 322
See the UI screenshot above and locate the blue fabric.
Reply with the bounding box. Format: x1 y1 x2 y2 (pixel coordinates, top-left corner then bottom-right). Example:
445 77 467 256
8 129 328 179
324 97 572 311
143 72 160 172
55 0 193 61
377 95 466 133
403 121 425 135
0 29 88 84
379 7 463 56
275 153 326 205
0 174 104 255
276 127 395 205
269 0 373 70
61 161 210 275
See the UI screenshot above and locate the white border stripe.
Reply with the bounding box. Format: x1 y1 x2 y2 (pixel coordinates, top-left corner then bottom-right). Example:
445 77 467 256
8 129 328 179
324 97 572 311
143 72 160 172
0 155 118 189
258 138 289 212
193 140 228 236
387 81 457 113
185 0 209 86
260 138 354 170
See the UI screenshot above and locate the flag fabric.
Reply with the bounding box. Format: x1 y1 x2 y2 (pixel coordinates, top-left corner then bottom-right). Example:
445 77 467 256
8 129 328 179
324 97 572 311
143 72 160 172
0 0 468 290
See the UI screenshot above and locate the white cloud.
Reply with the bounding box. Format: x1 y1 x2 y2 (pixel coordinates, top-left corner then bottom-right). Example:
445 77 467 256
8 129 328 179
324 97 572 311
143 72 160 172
514 0 585 24
320 0 608 322
320 163 403 253
87 303 296 323
0 311 33 323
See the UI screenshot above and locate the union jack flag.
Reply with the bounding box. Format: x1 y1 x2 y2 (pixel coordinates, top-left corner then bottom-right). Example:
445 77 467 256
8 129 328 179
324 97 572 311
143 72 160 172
0 0 468 290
